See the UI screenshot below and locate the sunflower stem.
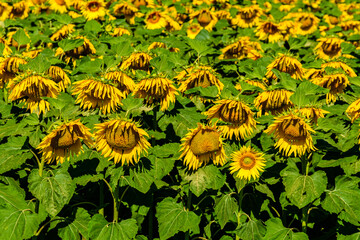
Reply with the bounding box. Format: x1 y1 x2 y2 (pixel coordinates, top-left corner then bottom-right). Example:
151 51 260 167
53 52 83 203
301 155 308 233
38 157 45 177
185 188 192 240
99 181 104 216
148 193 154 240
113 185 120 223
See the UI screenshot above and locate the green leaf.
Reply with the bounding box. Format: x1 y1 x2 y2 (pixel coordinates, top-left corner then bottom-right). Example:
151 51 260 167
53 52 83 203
84 20 102 34
287 37 308 50
264 218 309 240
187 39 217 56
290 81 328 107
338 232 360 240
121 94 146 117
58 39 84 51
150 54 175 74
12 29 30 46
281 161 327 208
0 136 33 174
21 54 51 73
73 57 102 74
214 194 238 229
111 40 133 57
321 176 360 225
255 183 276 202
58 208 91 240
127 168 154 194
0 184 41 240
88 214 138 240
185 85 219 99
183 165 226 197
236 219 266 240
156 197 200 240
28 168 76 216
0 119 31 138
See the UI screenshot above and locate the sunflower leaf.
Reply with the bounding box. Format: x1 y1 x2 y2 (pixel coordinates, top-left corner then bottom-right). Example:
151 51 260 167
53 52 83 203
156 197 200 240
264 218 309 240
290 81 328 107
281 160 327 209
236 218 266 240
84 20 102 34
214 193 238 229
28 168 76 217
58 39 84 52
12 28 30 46
58 208 91 240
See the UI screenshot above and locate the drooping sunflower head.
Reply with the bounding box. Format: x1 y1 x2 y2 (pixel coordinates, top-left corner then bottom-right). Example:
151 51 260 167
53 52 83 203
321 61 357 77
94 119 151 165
7 72 60 115
38 119 94 164
340 20 360 32
315 37 344 60
229 146 266 181
278 20 297 40
265 113 316 157
120 52 153 73
47 66 71 92
219 37 263 60
324 14 339 28
190 9 218 31
148 42 167 51
133 77 178 111
346 98 360 123
48 0 68 13
9 1 29 19
113 2 138 24
111 27 131 37
0 2 12 21
311 73 349 104
255 19 283 43
204 99 257 140
295 12 319 35
231 5 262 28
72 78 125 114
265 54 304 81
0 56 27 88
50 24 75 41
187 23 202 39
180 123 226 171
81 0 106 20
131 0 154 9
254 89 294 116
145 11 168 30
296 107 329 124
104 71 136 96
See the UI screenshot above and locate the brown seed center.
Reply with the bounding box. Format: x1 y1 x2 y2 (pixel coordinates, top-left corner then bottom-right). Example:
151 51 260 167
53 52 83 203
190 130 220 155
240 155 256 170
88 2 100 12
105 126 138 150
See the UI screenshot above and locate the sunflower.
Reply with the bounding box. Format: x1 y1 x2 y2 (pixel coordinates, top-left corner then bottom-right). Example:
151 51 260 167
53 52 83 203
340 20 360 32
131 0 155 8
164 14 182 32
37 119 94 164
148 42 167 51
9 1 29 19
311 73 349 104
145 11 168 30
235 79 268 94
229 146 265 181
104 71 136 96
265 113 316 157
7 73 60 115
231 5 262 28
255 19 283 43
346 98 360 122
133 77 178 111
324 15 339 28
279 20 297 41
111 27 131 36
22 49 42 59
81 0 106 20
189 9 218 31
178 66 224 100
216 10 231 21
120 52 152 73
293 12 319 35
187 23 203 39
205 99 257 140
94 119 151 165
48 0 68 13
219 37 263 60
321 61 357 77
113 2 139 25
314 37 344 60
0 2 12 21
265 54 304 81
180 123 226 170
47 66 71 92
50 24 75 41
254 89 294 116
296 107 329 124
0 56 27 87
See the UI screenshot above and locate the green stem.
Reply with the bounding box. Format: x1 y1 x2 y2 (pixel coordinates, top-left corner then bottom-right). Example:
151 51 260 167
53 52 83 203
99 181 104 216
236 189 245 240
113 185 119 223
148 193 154 240
34 218 64 236
152 106 158 146
301 155 308 233
185 188 192 240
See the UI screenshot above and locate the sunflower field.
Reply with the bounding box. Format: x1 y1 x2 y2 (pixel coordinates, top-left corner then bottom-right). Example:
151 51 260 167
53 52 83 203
1 0 360 239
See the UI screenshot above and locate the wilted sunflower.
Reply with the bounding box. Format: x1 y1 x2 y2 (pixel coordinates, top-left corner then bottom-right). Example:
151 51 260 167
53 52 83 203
290 12 319 35
315 37 344 60
131 0 155 8
180 124 226 170
205 99 257 140
178 66 224 100
321 61 357 77
279 20 297 40
229 146 265 181
296 107 329 124
164 14 182 32
235 79 268 94
22 49 42 59
9 1 29 19
231 5 262 28
187 23 202 39
134 77 178 111
311 73 349 104
255 19 283 43
215 10 231 21
265 113 316 157
266 54 304 81
0 37 12 57
254 89 294 116
148 42 166 51
190 9 218 31
81 0 106 20
219 37 263 60
47 66 71 92
37 119 94 164
0 56 27 87
111 27 131 36
120 52 152 73
104 71 136 96
49 0 68 13
94 119 151 165
346 98 360 122
50 24 75 41
72 79 125 114
340 20 360 32
324 15 339 28
0 2 11 21
7 73 60 115
113 2 139 24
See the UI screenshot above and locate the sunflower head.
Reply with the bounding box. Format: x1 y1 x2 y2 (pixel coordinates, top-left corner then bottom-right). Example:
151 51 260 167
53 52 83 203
315 37 344 60
49 0 68 13
145 11 168 30
311 73 349 104
120 52 153 73
9 1 29 19
219 37 263 60
265 113 316 157
296 13 319 35
47 66 71 92
81 0 106 20
104 71 136 96
255 19 283 43
190 9 218 31
38 119 94 164
346 98 360 123
232 5 262 28
266 54 304 81
254 89 294 116
297 107 329 124
95 119 151 165
187 23 202 39
51 24 75 41
229 146 266 181
180 123 226 170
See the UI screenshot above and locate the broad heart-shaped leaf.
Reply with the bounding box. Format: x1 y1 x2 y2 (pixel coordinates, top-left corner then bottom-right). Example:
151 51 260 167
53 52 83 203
20 54 51 73
127 167 154 194
338 232 360 240
236 219 266 240
28 167 76 216
84 20 101 34
290 81 329 107
183 165 226 197
214 193 238 229
12 28 30 46
0 184 41 240
58 208 91 240
264 218 309 240
88 214 138 240
0 136 33 174
281 161 327 208
321 176 360 226
156 197 200 240
58 38 84 52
